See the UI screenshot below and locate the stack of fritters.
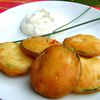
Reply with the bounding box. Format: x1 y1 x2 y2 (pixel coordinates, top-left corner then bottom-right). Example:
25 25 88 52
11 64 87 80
20 36 81 98
63 34 100 93
0 34 100 98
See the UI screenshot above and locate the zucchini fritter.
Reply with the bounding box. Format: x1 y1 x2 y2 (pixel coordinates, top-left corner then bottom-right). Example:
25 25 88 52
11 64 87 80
73 57 100 93
0 42 33 76
30 45 81 98
63 34 100 57
20 36 60 57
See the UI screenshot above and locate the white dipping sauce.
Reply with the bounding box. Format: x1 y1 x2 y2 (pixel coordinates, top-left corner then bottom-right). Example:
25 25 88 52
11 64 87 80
20 9 58 36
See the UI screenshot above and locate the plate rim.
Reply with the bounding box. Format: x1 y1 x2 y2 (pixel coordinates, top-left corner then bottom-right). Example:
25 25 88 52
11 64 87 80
0 1 100 100
0 0 99 15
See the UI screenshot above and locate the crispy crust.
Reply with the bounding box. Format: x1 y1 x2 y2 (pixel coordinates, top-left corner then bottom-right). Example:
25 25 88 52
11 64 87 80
0 42 33 76
30 45 81 98
63 34 100 57
73 56 100 93
20 36 60 57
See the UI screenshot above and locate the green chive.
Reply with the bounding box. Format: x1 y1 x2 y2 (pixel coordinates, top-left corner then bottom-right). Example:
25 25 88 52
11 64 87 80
14 17 100 42
48 7 91 38
48 17 100 35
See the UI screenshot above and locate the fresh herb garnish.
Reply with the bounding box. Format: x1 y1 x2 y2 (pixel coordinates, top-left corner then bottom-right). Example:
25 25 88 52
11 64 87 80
48 17 100 36
48 7 91 38
14 9 100 42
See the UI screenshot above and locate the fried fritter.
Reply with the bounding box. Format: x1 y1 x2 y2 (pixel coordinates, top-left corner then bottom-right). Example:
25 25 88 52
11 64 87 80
73 56 100 93
63 34 100 57
30 45 81 98
20 36 60 57
0 42 33 76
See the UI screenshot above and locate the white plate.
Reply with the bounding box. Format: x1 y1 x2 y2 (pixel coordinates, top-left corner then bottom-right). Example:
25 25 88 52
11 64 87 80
0 1 100 100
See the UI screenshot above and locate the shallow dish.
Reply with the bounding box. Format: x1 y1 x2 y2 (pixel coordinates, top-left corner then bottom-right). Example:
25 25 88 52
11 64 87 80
0 1 100 100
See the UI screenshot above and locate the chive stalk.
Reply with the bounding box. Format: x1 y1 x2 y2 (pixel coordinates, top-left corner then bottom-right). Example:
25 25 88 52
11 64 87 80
48 7 91 38
15 17 100 42
46 17 100 36
15 7 91 42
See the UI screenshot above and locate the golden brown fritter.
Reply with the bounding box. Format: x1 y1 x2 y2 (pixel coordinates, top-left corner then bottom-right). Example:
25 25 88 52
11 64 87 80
20 36 60 57
30 45 81 98
73 56 100 93
63 34 100 57
0 42 33 76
